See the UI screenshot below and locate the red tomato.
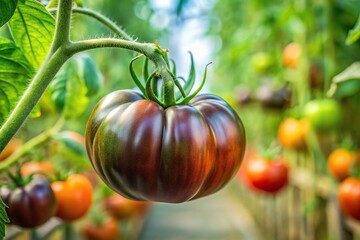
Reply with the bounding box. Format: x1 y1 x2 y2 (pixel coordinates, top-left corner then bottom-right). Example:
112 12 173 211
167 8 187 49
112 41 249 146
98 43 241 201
244 156 289 194
282 42 302 68
327 149 355 181
21 161 54 177
82 217 120 240
51 174 93 222
278 118 309 151
338 177 360 220
103 194 150 220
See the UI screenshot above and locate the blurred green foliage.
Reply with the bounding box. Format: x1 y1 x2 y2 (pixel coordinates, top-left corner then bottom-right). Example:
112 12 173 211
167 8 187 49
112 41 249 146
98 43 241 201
207 0 360 93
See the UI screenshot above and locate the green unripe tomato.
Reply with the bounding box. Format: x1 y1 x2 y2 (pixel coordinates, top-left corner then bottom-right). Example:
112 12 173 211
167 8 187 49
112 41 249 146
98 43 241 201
303 99 342 132
251 52 271 73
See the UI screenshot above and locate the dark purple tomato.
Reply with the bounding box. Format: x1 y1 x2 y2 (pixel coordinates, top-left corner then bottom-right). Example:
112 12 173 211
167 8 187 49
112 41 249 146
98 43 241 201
0 175 57 228
85 90 246 203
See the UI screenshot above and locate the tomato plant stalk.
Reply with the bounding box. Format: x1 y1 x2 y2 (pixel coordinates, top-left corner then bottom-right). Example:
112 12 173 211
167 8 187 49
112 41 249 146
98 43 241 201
0 0 174 153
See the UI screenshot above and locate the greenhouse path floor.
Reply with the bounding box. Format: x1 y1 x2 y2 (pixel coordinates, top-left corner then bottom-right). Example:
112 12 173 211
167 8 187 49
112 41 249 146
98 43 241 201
139 181 263 240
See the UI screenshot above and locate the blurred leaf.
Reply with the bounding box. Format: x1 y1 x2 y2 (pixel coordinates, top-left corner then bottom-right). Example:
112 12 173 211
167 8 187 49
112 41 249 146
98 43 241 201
328 62 360 98
346 14 360 45
0 198 9 239
74 0 83 7
9 0 55 68
50 54 102 119
0 38 34 126
56 131 86 155
0 0 18 27
77 54 103 97
333 62 360 83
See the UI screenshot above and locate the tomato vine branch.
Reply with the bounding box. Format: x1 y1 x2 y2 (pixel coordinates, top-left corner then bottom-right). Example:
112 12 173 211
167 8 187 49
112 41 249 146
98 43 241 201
0 0 176 153
51 0 72 52
72 8 134 41
0 118 64 170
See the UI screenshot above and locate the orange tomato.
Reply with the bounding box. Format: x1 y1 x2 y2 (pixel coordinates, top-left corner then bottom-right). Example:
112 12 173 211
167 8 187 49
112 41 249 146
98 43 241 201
51 174 93 222
278 118 309 151
81 217 120 240
21 161 54 177
282 42 302 68
327 149 355 181
82 218 120 240
0 139 21 161
103 194 150 220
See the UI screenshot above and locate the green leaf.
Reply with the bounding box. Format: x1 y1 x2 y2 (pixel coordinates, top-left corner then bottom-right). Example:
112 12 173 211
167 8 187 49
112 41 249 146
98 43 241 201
328 62 360 98
0 38 34 126
0 197 9 239
9 0 55 68
56 131 87 155
50 54 102 119
77 54 103 97
0 0 18 27
346 14 360 45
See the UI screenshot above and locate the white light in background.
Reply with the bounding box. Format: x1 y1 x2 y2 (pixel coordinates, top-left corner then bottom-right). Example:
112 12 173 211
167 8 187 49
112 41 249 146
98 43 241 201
149 0 217 92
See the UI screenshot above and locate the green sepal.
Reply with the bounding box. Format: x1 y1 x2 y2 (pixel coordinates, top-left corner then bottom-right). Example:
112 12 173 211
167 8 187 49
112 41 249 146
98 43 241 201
176 52 195 101
179 62 212 104
152 75 159 97
170 59 177 76
143 57 149 82
146 72 163 106
129 55 147 96
167 70 186 99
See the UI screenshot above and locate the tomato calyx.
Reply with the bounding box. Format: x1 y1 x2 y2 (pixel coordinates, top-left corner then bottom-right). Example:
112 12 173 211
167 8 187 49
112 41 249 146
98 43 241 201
5 165 32 189
129 52 211 108
259 146 281 161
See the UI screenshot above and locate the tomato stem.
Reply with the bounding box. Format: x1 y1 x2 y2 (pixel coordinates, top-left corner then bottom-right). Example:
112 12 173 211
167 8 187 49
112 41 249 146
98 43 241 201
0 0 176 152
51 0 72 53
31 229 41 240
72 8 134 41
63 223 73 240
0 50 70 154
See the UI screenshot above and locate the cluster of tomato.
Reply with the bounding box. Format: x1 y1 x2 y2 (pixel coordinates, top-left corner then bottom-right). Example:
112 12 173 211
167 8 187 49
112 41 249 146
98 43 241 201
233 42 360 224
274 99 360 222
0 159 93 227
0 133 151 239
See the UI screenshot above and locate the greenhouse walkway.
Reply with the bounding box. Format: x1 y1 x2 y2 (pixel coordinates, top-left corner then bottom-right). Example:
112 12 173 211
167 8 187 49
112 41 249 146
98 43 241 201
139 181 263 240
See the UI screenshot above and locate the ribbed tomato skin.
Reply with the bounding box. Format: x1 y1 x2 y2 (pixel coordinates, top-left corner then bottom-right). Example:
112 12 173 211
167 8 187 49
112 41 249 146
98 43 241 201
85 90 246 203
